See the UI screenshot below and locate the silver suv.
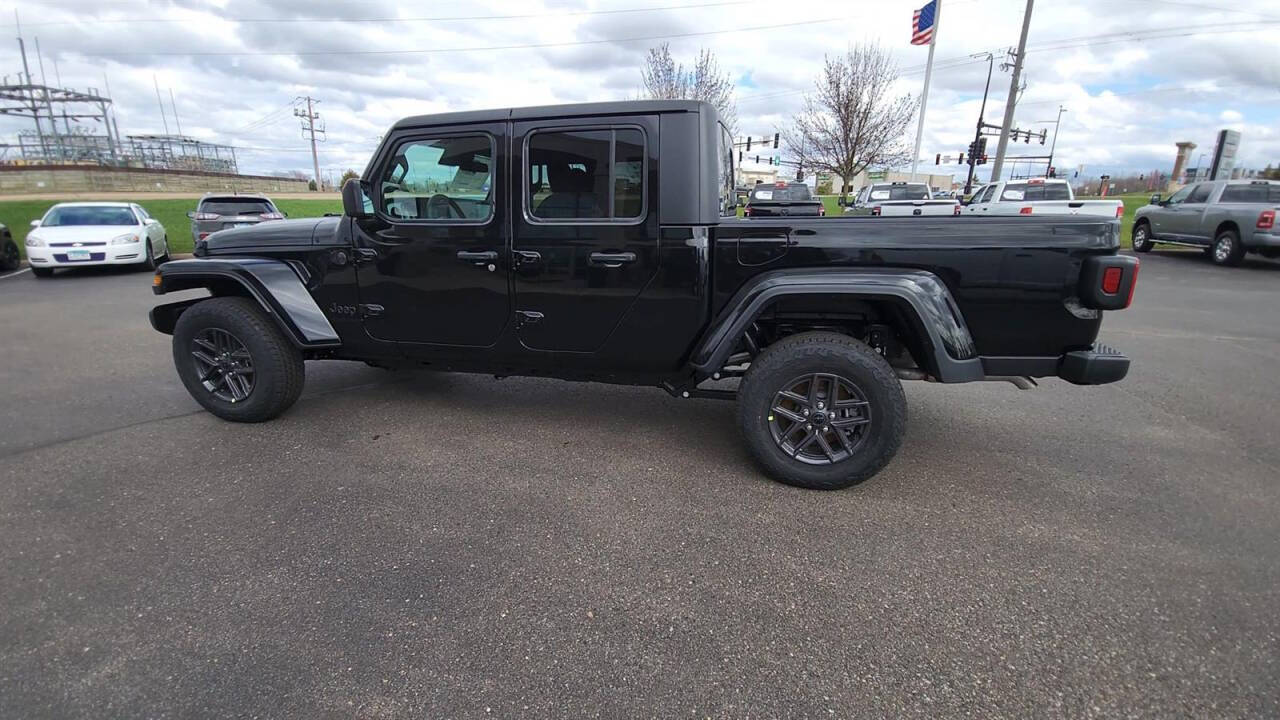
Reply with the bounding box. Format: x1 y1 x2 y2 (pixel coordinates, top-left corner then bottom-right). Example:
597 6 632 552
1133 180 1279 266
187 194 285 242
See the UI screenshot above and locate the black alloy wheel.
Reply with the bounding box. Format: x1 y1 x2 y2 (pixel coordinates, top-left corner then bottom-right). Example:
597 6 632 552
768 372 872 465
190 328 255 403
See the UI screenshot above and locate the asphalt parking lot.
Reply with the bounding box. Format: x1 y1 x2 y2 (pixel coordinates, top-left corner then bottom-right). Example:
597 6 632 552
1 252 1277 718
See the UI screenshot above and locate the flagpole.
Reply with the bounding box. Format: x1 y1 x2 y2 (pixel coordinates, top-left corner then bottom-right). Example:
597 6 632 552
910 0 940 182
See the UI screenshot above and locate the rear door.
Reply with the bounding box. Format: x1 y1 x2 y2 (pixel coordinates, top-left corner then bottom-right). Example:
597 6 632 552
352 123 511 346
510 117 659 353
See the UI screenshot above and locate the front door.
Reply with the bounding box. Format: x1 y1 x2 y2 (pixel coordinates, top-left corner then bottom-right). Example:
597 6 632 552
1151 184 1193 238
509 118 659 353
353 124 510 346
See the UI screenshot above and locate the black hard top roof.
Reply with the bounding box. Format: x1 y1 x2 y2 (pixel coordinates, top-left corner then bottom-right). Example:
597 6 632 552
391 99 709 131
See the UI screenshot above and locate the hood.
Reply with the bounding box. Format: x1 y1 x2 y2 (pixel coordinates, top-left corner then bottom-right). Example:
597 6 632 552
29 225 143 244
199 216 341 255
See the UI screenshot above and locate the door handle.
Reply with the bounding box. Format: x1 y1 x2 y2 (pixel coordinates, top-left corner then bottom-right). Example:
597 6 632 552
588 251 636 268
353 247 378 264
457 250 498 266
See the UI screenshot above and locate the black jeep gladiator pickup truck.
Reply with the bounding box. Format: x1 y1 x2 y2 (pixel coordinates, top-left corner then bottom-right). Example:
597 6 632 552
149 100 1137 490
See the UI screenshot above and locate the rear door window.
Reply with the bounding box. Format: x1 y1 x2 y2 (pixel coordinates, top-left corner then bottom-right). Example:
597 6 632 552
526 127 645 221
1218 184 1280 203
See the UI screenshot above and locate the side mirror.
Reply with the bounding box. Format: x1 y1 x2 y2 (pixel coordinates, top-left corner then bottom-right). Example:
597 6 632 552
1149 194 1161 205
29 219 40 228
342 178 371 218
186 211 195 219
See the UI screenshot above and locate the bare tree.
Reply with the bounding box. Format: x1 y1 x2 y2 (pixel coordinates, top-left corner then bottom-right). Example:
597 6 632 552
783 44 916 201
641 43 737 131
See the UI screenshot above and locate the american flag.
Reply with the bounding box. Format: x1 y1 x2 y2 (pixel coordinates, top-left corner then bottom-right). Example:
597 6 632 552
912 1 937 45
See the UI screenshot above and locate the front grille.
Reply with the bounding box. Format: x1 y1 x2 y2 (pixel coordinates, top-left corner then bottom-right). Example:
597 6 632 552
50 242 107 247
53 253 106 262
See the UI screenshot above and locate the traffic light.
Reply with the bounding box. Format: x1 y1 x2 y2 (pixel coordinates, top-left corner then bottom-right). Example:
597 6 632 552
1048 166 1056 178
754 155 760 164
746 137 752 151
935 153 941 165
958 152 966 165
976 137 988 157
738 151 743 162
773 133 779 149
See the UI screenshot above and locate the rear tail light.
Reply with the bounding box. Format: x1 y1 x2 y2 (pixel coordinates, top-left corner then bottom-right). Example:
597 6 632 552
1019 206 1033 215
260 212 285 220
1127 259 1140 308
194 212 219 221
953 204 961 216
198 232 210 240
871 206 882 216
1258 209 1276 230
819 205 825 216
1101 266 1123 294
1116 203 1124 219
743 207 752 217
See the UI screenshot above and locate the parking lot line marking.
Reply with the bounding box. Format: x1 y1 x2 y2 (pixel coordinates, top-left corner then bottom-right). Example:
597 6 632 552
0 268 30 279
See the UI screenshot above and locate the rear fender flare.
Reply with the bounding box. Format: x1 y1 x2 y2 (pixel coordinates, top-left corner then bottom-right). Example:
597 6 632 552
692 268 984 382
150 257 339 348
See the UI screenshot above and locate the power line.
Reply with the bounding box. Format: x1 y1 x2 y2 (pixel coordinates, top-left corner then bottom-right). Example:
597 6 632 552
1 1 750 28
74 17 838 57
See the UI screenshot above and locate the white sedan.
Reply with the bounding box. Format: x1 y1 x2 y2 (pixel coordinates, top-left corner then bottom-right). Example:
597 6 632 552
25 202 170 278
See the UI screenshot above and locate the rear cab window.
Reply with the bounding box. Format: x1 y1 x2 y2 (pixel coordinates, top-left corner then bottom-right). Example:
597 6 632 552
199 198 278 216
869 184 929 201
750 185 811 202
999 182 1071 201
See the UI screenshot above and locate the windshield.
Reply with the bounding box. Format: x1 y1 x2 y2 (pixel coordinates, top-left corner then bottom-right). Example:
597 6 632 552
199 199 276 216
1000 182 1071 201
751 185 811 202
868 185 929 201
41 206 137 227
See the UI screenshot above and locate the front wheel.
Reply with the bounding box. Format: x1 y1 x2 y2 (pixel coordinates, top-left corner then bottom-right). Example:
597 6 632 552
1131 221 1154 253
172 297 305 422
737 332 907 490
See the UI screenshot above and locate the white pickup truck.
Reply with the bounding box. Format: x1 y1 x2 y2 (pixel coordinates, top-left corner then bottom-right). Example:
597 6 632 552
964 178 1123 219
845 182 961 217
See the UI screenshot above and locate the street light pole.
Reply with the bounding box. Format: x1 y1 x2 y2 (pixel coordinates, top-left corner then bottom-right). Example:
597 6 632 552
1043 105 1066 176
964 52 994 195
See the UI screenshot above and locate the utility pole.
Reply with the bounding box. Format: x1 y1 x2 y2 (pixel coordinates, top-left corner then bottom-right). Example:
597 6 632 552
294 96 324 190
990 0 1033 182
964 52 994 194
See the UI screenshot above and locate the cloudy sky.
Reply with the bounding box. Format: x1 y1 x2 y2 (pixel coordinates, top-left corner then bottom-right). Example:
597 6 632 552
2 0 1277 183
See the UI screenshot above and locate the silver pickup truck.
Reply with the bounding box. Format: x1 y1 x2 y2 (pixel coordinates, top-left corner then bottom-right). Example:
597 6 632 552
1133 179 1280 266
844 182 960 217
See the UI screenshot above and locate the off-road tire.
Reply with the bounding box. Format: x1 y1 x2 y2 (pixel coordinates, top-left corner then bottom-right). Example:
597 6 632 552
172 297 305 422
1131 221 1154 253
31 267 53 278
1210 229 1245 267
738 331 907 490
1 238 19 271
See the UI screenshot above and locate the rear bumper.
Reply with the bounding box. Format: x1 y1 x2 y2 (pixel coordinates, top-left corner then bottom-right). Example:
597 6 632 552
1058 344 1130 385
1248 231 1280 248
981 343 1130 385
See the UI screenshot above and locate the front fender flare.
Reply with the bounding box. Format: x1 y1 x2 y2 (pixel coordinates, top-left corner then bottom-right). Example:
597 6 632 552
692 268 984 383
150 257 339 348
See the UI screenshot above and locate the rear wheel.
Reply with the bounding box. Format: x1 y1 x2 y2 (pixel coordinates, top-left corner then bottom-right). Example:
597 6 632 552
738 332 907 490
1131 221 1154 253
172 297 305 422
1 238 19 271
1210 229 1245 266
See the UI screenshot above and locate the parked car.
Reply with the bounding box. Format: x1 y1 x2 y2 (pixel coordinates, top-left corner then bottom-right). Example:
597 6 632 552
743 182 824 217
1 223 18 271
188 193 285 243
845 182 959 217
964 178 1123 218
148 100 1136 491
24 202 169 277
1132 179 1280 266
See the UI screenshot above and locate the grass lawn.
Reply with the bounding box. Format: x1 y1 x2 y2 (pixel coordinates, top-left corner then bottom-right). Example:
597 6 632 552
0 197 344 258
